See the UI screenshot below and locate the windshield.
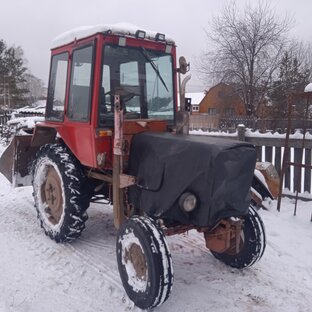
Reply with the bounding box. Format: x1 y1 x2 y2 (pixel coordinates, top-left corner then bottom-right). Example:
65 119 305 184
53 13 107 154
99 44 175 126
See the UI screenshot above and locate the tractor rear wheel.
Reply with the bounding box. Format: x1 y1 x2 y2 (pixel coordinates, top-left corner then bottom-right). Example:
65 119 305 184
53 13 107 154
32 144 89 242
116 216 173 309
210 205 266 268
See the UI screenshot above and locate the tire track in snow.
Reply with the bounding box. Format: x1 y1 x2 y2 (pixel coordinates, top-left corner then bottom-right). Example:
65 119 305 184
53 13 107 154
0 189 135 311
169 231 208 253
166 231 214 270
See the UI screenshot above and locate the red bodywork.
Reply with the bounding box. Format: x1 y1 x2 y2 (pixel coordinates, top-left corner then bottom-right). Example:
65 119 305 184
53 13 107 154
39 33 178 170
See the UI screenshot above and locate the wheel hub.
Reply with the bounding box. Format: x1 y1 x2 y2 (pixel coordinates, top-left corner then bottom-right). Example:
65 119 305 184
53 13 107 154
126 243 147 281
41 166 63 225
204 218 244 254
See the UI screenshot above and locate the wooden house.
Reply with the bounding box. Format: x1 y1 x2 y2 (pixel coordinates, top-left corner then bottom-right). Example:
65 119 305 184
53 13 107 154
199 83 246 117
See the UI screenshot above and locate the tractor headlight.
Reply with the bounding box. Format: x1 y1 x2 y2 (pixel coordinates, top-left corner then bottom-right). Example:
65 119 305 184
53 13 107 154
155 33 166 41
135 30 146 39
179 192 197 212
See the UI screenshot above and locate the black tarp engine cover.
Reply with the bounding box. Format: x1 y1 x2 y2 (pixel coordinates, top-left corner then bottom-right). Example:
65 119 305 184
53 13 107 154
128 132 257 228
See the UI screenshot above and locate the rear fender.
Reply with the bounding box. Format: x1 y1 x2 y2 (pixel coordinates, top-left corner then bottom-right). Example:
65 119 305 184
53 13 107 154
252 162 280 200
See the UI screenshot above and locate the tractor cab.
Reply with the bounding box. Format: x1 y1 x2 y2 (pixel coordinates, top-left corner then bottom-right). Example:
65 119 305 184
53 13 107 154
41 24 178 170
0 24 181 186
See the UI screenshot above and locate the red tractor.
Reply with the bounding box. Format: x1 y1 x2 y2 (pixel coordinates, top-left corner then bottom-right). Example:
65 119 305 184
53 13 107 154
0 24 266 309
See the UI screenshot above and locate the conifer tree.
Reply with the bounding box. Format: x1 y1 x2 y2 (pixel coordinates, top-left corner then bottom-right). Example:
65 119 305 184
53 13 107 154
0 40 29 109
270 51 309 118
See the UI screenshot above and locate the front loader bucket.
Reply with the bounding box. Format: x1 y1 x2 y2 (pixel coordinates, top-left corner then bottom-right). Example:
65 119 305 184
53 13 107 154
0 135 39 187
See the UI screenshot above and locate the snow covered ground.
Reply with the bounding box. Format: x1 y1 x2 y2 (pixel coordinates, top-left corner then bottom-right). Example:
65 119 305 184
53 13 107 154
0 144 312 312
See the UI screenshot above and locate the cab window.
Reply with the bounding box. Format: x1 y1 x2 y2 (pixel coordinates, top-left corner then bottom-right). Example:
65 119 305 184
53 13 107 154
46 52 68 121
67 45 94 122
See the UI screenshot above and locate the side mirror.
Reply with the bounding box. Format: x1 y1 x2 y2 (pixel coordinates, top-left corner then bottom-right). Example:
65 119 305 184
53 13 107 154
178 56 190 75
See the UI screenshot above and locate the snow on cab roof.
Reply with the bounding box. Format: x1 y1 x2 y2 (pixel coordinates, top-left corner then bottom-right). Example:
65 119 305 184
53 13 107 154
52 22 175 49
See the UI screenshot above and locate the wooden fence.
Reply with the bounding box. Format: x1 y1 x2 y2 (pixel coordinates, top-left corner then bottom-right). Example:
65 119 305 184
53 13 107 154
189 114 220 130
190 115 312 132
245 135 311 194
191 127 312 196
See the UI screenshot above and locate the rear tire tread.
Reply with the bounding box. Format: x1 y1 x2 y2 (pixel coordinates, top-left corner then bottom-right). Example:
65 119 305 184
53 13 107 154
32 143 89 243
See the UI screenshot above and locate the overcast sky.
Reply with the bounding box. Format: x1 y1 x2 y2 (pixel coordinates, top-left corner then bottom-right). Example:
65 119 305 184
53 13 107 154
0 0 311 91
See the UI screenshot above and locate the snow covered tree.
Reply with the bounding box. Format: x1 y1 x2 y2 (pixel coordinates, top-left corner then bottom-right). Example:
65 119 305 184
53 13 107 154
0 40 29 110
197 1 291 116
22 73 46 105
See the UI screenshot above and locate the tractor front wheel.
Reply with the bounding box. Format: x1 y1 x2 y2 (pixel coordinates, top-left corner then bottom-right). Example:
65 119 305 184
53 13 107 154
116 216 173 309
210 205 266 268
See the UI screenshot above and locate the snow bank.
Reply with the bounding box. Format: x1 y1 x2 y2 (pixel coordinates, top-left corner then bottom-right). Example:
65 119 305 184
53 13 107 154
14 100 46 114
7 116 44 129
191 128 312 140
190 129 237 137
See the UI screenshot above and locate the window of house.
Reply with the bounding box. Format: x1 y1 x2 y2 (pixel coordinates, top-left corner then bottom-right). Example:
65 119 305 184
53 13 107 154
208 107 217 115
225 107 235 117
46 52 68 121
67 45 94 122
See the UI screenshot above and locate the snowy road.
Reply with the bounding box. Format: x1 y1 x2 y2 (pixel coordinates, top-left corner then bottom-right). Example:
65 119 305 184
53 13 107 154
0 154 312 311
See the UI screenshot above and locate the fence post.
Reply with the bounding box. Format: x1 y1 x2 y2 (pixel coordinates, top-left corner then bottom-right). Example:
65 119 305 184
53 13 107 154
237 124 246 141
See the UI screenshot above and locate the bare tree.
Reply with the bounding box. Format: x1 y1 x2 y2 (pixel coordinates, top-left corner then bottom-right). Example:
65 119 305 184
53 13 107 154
198 1 292 116
291 40 312 83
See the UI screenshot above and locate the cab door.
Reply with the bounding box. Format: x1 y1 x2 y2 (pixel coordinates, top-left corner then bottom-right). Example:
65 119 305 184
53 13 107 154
61 44 96 166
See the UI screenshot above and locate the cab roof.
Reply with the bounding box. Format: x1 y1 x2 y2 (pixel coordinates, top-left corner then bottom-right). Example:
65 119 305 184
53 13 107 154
51 22 175 49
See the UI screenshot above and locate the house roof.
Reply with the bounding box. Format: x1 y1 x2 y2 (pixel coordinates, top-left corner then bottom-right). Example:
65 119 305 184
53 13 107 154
206 82 241 97
186 92 205 105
